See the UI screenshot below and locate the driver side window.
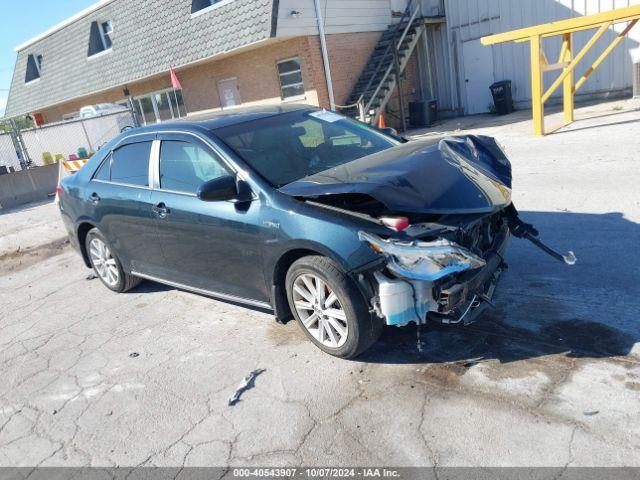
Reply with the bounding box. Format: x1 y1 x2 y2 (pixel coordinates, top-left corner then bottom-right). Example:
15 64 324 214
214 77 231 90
159 140 230 194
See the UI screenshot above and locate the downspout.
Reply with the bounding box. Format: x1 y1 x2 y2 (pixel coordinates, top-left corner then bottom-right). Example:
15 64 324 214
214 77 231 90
313 0 336 110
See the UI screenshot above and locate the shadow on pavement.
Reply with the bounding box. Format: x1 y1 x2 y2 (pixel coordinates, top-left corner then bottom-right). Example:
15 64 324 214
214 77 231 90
124 210 639 365
0 198 54 216
410 98 637 138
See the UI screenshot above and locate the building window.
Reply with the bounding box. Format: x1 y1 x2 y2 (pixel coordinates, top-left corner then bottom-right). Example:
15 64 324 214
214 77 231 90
88 20 113 57
277 57 304 100
133 88 187 125
100 21 113 49
191 0 227 14
25 54 42 83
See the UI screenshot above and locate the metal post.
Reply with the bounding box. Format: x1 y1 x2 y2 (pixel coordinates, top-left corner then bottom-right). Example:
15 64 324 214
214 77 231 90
562 33 574 124
128 97 140 127
530 35 545 136
393 44 407 132
357 100 365 122
313 0 336 110
173 89 181 117
423 25 435 100
80 119 94 153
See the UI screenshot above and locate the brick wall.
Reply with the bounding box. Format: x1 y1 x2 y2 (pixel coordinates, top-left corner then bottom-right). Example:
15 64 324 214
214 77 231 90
181 38 323 114
324 31 383 107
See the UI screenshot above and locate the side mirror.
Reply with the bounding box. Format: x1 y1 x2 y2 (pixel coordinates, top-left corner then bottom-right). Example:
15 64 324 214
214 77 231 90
197 176 239 202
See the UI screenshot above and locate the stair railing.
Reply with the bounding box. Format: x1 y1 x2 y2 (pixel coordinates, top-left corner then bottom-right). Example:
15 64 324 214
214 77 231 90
356 0 422 121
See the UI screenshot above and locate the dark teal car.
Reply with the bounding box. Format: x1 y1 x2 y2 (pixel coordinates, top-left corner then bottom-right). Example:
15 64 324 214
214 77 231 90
58 105 571 358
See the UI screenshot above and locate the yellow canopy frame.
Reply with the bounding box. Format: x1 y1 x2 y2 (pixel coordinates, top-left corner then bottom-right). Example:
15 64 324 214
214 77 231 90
481 5 640 136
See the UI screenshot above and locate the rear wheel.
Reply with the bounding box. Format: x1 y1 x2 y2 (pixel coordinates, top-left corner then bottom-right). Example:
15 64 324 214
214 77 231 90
86 228 142 293
285 255 382 359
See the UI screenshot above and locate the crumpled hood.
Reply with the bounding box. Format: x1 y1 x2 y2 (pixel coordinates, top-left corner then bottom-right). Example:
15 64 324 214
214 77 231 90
279 135 513 214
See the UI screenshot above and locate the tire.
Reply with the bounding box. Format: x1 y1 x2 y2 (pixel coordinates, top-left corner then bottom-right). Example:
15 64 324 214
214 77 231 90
85 228 142 293
285 255 382 359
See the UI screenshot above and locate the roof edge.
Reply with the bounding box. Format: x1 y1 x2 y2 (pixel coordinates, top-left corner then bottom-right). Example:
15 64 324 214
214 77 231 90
14 0 116 52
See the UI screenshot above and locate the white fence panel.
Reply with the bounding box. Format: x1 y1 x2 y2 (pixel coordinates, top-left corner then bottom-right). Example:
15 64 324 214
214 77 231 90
19 111 134 167
21 123 87 166
82 112 135 152
0 134 21 171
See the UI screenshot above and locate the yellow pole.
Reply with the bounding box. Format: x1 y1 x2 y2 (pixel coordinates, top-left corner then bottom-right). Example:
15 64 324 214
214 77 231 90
562 33 574 124
542 22 611 103
530 35 545 136
574 19 638 92
558 36 568 64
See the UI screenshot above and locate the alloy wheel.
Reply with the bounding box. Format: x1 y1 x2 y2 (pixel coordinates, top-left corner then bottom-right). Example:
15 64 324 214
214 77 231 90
292 273 348 348
89 238 120 287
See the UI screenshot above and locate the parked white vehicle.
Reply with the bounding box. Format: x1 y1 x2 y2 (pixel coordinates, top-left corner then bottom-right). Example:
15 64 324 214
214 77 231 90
79 103 127 119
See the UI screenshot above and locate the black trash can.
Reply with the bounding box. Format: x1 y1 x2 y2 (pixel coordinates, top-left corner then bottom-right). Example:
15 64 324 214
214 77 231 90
490 80 514 115
409 99 438 128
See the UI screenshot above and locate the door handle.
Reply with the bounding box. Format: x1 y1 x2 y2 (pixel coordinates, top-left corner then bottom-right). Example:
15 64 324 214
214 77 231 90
90 192 101 204
152 202 171 218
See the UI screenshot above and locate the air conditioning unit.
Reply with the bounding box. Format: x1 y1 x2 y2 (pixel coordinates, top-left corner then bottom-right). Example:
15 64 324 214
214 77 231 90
634 62 640 98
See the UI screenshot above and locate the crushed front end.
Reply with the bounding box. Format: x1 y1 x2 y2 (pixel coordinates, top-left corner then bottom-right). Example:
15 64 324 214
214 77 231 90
280 132 575 330
360 209 510 327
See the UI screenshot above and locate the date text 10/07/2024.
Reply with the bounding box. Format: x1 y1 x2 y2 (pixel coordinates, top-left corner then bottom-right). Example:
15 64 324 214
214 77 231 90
232 468 402 478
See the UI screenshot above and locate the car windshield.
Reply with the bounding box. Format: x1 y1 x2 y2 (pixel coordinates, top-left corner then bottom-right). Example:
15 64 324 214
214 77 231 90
213 109 399 187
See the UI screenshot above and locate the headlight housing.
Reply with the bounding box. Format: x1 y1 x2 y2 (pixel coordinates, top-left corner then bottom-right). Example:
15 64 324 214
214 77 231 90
359 231 486 281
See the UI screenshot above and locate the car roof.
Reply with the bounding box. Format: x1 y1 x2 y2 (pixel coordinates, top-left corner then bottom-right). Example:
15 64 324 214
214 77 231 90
133 103 316 135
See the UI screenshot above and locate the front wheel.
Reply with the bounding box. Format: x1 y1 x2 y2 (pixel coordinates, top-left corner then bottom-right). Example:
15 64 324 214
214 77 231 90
285 255 382 359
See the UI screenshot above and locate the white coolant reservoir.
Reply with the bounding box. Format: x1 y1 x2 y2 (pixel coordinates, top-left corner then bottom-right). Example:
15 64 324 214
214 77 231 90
374 272 433 327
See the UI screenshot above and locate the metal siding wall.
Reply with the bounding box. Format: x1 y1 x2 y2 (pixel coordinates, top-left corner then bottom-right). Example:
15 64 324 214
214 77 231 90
277 0 394 36
430 23 454 111
445 0 640 112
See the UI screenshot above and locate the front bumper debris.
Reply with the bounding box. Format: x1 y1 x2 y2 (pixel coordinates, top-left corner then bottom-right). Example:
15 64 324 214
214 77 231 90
506 204 576 265
362 220 509 328
360 203 576 329
432 243 507 325
373 230 508 327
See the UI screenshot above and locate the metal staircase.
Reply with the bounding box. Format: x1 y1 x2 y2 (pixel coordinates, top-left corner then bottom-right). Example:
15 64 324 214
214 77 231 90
343 0 424 128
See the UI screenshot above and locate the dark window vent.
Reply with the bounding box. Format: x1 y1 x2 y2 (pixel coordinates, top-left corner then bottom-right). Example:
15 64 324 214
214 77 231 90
88 20 113 57
191 0 224 14
25 54 42 83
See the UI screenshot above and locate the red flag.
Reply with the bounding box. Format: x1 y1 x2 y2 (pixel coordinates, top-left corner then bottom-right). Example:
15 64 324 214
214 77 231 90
169 66 183 90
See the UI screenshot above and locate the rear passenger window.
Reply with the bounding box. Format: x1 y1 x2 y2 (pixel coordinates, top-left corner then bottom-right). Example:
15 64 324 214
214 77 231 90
93 154 111 181
110 142 152 186
159 140 230 194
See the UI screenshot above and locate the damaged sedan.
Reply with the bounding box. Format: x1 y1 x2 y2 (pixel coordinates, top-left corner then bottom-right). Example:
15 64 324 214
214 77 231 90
58 104 574 358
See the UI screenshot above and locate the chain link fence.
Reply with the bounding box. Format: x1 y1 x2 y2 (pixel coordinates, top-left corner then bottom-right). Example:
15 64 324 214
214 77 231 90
0 119 29 172
0 109 136 173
